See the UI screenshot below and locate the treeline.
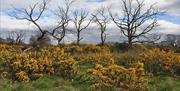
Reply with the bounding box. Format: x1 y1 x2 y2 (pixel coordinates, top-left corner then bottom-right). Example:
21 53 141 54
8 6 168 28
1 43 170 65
1 0 178 48
0 31 180 49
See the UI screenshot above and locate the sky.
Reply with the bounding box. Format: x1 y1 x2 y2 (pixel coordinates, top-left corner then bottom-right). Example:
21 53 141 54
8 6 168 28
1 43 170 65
0 0 180 43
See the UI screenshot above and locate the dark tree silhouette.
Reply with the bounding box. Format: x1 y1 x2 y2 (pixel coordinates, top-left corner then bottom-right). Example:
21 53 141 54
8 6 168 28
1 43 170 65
92 7 109 46
72 9 91 45
109 0 162 47
52 0 75 44
10 0 48 41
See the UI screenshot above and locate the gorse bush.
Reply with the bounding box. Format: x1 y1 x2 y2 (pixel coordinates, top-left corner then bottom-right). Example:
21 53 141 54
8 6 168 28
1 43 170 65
56 57 78 80
0 44 180 91
74 51 114 66
64 45 83 54
117 51 142 68
140 48 180 75
0 44 78 81
87 62 149 91
64 44 111 54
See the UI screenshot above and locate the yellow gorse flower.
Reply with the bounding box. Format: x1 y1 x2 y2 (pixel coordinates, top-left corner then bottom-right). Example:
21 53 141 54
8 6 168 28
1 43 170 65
88 63 148 91
140 48 180 75
0 44 78 81
16 71 30 82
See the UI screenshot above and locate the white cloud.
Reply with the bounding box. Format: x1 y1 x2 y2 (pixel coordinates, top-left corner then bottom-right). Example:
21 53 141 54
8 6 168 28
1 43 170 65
157 20 180 34
1 0 179 16
144 0 180 16
0 12 58 31
0 12 34 30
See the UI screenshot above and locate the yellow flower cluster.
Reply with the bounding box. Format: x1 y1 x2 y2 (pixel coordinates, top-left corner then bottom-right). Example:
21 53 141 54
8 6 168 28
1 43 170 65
1 43 179 85
32 73 45 79
64 45 83 53
64 44 111 53
88 63 148 91
16 71 30 82
0 44 78 81
58 57 78 79
74 51 114 66
140 48 180 75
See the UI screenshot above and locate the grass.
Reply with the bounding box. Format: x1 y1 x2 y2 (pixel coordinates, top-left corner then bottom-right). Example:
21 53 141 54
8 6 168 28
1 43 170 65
149 76 180 91
0 76 89 91
0 76 180 91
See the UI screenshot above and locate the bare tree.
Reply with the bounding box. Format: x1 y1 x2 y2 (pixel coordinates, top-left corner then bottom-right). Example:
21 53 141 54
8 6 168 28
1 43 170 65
10 0 48 41
92 7 109 45
6 32 15 44
6 30 25 44
13 30 26 44
72 9 91 45
51 0 75 44
109 0 162 47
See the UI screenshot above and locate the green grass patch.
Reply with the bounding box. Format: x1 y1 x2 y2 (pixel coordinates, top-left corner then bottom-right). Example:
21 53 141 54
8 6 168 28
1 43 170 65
1 76 180 91
0 76 90 91
149 76 180 91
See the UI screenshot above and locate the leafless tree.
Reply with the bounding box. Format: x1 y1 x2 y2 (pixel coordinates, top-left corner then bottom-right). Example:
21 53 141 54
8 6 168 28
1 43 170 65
72 9 91 45
6 30 25 44
6 32 14 44
92 7 109 45
13 30 26 44
6 31 20 44
51 0 75 44
109 0 162 47
10 0 49 41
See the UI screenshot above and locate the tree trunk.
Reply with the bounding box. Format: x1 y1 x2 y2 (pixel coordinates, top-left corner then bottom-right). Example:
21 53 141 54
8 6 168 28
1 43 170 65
101 31 104 46
58 31 65 45
77 31 80 45
58 25 66 45
128 36 132 48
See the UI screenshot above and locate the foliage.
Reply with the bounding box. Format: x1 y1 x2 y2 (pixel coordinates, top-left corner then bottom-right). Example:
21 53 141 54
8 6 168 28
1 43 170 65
64 44 111 53
87 63 149 91
140 48 180 75
0 44 180 91
56 57 78 80
111 42 130 52
74 51 114 66
115 44 147 67
0 44 78 81
117 51 142 68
